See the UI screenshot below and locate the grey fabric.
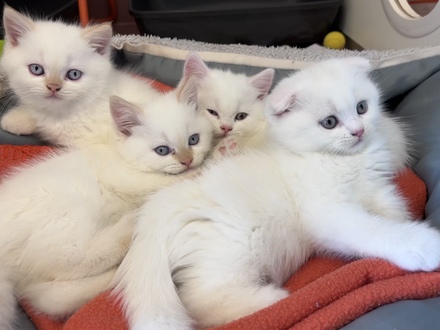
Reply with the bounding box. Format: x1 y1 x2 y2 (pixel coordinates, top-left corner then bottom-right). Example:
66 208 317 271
343 297 440 330
15 307 36 330
113 47 440 101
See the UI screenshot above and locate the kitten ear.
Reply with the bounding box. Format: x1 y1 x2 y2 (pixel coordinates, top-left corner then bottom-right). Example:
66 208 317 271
3 5 34 46
109 95 142 137
266 83 297 117
177 76 199 106
81 22 112 55
249 68 275 100
183 52 210 80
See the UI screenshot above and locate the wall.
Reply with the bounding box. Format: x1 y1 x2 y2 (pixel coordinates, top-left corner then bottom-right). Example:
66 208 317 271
87 0 139 35
339 0 440 50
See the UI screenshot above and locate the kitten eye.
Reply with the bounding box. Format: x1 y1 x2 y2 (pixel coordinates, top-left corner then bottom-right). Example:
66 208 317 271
356 100 368 114
235 112 248 121
320 116 338 129
188 133 200 146
207 109 219 117
28 64 45 76
66 69 83 81
154 146 170 156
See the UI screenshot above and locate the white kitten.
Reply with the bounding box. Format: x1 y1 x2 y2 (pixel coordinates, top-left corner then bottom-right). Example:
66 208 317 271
178 52 274 157
112 57 440 330
0 6 157 147
0 76 213 330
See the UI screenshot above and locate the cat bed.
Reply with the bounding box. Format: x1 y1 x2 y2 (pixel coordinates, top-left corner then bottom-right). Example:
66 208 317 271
2 36 440 329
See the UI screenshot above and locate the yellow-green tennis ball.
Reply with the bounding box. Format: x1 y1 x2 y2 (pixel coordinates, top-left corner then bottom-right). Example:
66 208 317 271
323 32 346 50
0 40 4 56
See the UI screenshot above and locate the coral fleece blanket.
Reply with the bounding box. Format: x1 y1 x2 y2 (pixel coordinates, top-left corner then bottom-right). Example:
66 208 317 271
1 145 439 330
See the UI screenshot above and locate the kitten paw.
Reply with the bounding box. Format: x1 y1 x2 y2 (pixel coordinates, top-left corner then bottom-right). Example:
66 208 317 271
1 107 36 135
213 137 239 159
388 223 440 272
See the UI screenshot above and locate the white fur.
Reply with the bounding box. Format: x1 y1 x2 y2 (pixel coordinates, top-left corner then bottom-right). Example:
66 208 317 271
0 6 157 147
178 52 274 158
0 81 213 328
112 57 440 329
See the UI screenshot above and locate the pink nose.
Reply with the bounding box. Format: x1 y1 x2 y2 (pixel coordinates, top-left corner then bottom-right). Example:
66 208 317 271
46 84 61 93
220 125 232 133
351 128 364 138
180 158 193 167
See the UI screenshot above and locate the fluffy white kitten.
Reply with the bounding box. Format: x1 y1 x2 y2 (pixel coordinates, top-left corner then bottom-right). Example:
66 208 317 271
0 6 157 147
0 76 213 330
112 57 440 330
178 52 274 156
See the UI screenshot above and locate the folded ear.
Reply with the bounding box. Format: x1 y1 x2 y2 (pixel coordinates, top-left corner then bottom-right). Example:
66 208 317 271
266 78 298 117
177 76 199 107
3 5 34 46
183 52 210 80
109 95 142 136
249 68 275 100
81 22 113 55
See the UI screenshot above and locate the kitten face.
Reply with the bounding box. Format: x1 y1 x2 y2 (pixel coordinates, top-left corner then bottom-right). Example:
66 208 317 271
110 78 213 175
265 57 381 155
179 52 274 139
0 7 113 114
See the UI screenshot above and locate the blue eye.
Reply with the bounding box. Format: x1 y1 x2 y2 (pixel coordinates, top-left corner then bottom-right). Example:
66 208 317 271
154 146 170 156
320 116 338 129
188 133 200 146
356 100 368 114
28 64 44 76
235 112 248 121
66 69 82 81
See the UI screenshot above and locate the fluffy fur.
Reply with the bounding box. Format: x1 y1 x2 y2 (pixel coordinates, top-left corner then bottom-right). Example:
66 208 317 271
0 6 157 147
178 52 274 157
112 57 440 330
0 76 213 330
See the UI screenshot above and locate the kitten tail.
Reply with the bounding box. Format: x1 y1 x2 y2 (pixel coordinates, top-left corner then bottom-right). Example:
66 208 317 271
112 200 194 329
0 269 16 330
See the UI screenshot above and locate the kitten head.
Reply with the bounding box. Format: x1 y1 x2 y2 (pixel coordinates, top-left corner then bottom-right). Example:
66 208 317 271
178 52 274 139
0 6 113 114
265 57 382 155
109 77 213 175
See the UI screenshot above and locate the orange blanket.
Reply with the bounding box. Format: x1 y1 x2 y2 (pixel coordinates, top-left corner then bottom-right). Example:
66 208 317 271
1 144 438 330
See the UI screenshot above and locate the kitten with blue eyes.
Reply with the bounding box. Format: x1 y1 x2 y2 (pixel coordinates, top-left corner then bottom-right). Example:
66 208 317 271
0 75 213 330
178 52 274 156
112 57 440 330
0 6 158 147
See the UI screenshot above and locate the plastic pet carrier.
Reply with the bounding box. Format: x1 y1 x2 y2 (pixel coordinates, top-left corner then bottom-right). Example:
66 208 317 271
129 0 342 47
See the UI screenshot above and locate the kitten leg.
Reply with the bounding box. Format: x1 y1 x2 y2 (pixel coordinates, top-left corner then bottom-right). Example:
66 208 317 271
180 279 288 327
1 106 37 135
364 185 413 221
305 203 440 271
55 212 135 279
0 269 16 330
21 268 116 318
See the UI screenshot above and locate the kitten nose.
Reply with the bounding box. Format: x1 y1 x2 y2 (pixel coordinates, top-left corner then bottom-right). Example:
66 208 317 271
351 128 364 138
180 158 193 167
46 83 61 93
220 125 233 133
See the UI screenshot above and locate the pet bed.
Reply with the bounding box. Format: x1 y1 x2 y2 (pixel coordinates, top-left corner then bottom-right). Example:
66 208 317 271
1 36 440 330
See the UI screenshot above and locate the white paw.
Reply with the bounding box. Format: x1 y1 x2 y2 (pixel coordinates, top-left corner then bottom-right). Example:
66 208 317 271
212 137 239 159
388 223 440 272
1 107 36 135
